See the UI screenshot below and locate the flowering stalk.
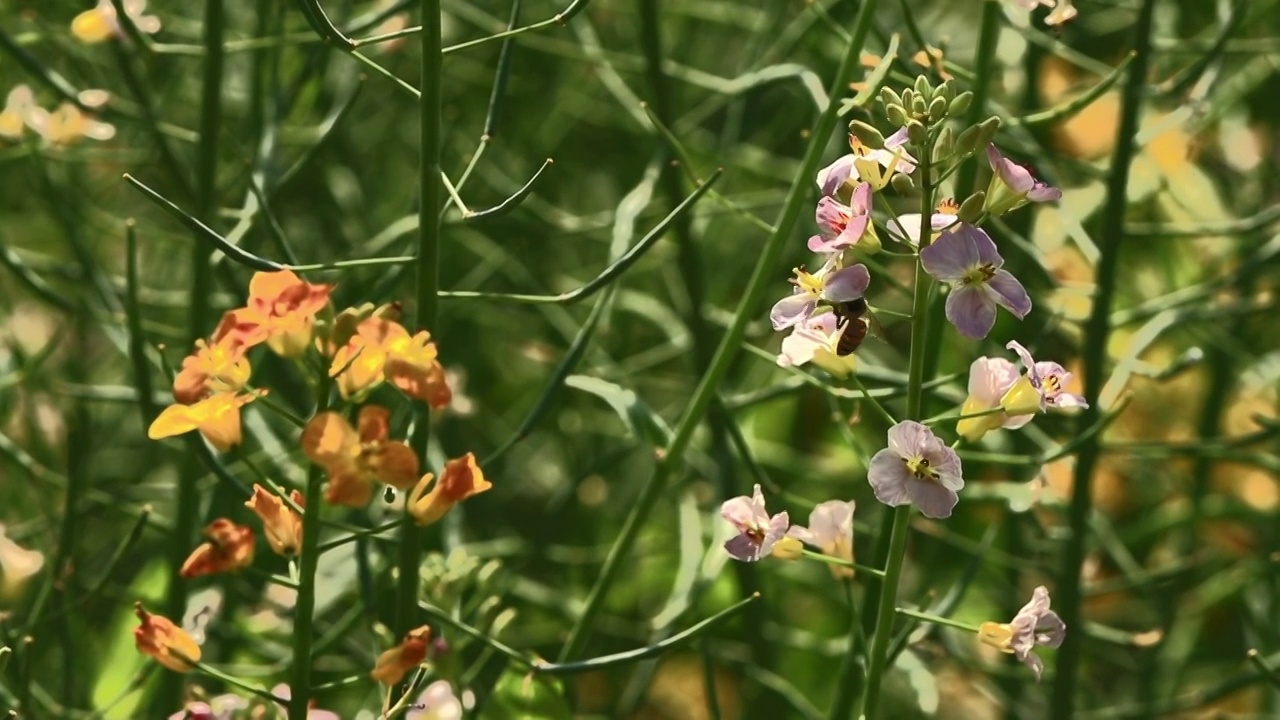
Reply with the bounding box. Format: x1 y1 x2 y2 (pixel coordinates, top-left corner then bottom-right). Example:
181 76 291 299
287 380 329 718
858 130 935 720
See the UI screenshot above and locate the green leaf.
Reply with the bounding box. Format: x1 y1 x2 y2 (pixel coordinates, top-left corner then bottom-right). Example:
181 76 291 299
482 668 571 720
565 375 672 447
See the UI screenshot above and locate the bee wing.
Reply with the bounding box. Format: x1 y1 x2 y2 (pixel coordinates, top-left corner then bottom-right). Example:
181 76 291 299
864 306 888 342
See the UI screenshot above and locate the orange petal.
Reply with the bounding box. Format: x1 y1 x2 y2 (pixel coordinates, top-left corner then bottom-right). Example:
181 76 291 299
134 603 201 673
356 405 392 443
245 485 303 556
325 469 375 508
148 404 199 440
197 394 251 453
370 625 431 685
301 412 358 466
373 441 420 490
438 453 491 503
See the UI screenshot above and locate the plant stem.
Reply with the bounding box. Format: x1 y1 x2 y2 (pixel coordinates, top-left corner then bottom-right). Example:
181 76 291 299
395 0 443 661
557 0 883 663
1050 1 1157 716
894 607 981 633
288 385 330 718
859 121 936 720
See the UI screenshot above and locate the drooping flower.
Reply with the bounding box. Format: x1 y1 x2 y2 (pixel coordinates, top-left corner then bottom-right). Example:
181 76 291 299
1000 341 1088 414
885 198 961 246
72 0 162 44
0 86 41 141
867 421 964 519
920 223 1031 339
776 311 859 378
134 603 201 673
407 679 464 720
172 334 252 405
407 453 491 526
720 484 790 562
956 356 1034 442
371 625 432 686
30 103 115 145
301 406 420 507
808 183 877 254
977 586 1066 681
787 500 856 578
229 270 333 357
770 262 870 331
984 145 1062 215
148 392 256 452
816 128 917 195
329 317 451 408
244 484 304 556
180 519 256 578
0 524 44 599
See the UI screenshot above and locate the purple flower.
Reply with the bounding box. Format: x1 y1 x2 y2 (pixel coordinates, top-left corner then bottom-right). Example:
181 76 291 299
984 144 1062 215
787 500 856 578
776 312 859 378
956 356 1034 442
978 586 1066 682
1003 341 1088 412
769 262 870 330
816 128 917 195
808 184 875 254
867 421 964 519
920 224 1031 339
721 484 790 561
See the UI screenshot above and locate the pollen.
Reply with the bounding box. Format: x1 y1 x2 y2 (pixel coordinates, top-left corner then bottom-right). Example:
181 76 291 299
904 456 939 481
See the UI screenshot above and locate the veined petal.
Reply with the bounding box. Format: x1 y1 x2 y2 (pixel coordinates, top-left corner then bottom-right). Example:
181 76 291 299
907 477 958 519
867 448 913 507
769 293 816 331
945 285 998 339
822 264 870 302
985 270 1032 319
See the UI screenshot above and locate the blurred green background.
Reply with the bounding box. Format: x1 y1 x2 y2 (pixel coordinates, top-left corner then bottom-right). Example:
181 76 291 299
2 0 1279 717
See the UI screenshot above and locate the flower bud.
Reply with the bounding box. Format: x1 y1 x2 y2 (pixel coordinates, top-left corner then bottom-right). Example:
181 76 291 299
954 123 983 157
910 93 928 118
934 126 955 161
771 537 803 561
886 104 908 127
976 116 1002 149
906 120 927 146
134 603 201 673
913 74 932 101
956 191 986 224
927 96 948 123
879 86 903 110
890 172 917 196
900 88 915 109
848 120 885 150
949 91 973 117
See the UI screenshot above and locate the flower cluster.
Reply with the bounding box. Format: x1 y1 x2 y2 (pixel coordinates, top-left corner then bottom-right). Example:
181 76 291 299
0 84 114 146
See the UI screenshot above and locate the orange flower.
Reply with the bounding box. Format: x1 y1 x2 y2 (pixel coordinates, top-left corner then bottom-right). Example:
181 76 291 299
370 625 431 686
148 392 255 452
301 406 419 507
244 484 304 556
180 519 255 578
134 603 201 673
172 335 252 405
231 270 333 357
407 453 491 526
329 317 451 408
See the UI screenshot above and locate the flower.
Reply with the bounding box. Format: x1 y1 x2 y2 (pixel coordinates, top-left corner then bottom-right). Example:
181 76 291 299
172 334 252 405
787 500 856 578
1000 341 1088 414
301 406 420 507
720 484 790 562
30 103 115 145
268 685 341 720
167 694 249 720
371 625 432 686
0 524 44 599
770 262 870 331
816 128 917 195
244 484 304 556
1046 0 1077 25
407 679 464 720
72 0 162 44
984 145 1062 215
867 421 964 519
329 317 451 408
776 311 859 378
920 223 1031 339
808 184 877 254
229 270 333 357
134 603 201 672
148 392 256 452
0 86 41 141
956 356 1034 442
977 586 1066 681
885 198 961 246
407 453 491 525
180 519 255 578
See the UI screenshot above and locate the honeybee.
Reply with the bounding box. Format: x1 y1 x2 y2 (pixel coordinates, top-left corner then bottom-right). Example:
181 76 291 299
830 297 882 356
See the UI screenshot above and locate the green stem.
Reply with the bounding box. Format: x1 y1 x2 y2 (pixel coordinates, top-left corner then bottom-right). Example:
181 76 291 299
1050 1 1157 716
556 0 883 663
859 118 937 720
801 549 886 578
288 385 329 719
894 607 981 633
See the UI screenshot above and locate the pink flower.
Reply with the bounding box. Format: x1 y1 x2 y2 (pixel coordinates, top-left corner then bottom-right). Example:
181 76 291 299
816 128 917 196
867 421 964 519
769 262 870 331
808 184 875 254
978 586 1066 681
1002 341 1088 413
787 500 856 578
775 312 858 378
407 680 464 720
885 199 961 247
720 484 790 562
920 224 1031 339
957 356 1034 442
984 145 1062 215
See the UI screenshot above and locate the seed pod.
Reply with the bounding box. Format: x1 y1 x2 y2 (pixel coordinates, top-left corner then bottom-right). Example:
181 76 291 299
928 96 948 123
849 120 886 149
957 191 986 224
913 74 932 100
890 172 917 196
949 91 974 117
886 103 909 127
906 119 927 146
954 123 982 157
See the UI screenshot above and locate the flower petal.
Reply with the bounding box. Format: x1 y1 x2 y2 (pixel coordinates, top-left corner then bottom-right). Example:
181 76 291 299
867 448 912 508
770 293 817 331
822 264 871 302
906 477 959 519
986 270 1032 319
816 155 855 196
946 285 997 340
919 229 976 281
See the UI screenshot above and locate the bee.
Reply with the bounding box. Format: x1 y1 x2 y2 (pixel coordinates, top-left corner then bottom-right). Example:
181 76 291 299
830 297 882 357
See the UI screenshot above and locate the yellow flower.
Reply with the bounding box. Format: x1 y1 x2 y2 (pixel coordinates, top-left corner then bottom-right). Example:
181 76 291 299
180 519 256 578
0 524 44 600
133 603 201 673
172 334 251 405
32 103 115 145
329 317 451 408
301 406 420 507
244 484 304 557
148 392 255 453
370 626 432 686
229 270 334 357
407 453 491 526
0 86 40 141
72 0 161 44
